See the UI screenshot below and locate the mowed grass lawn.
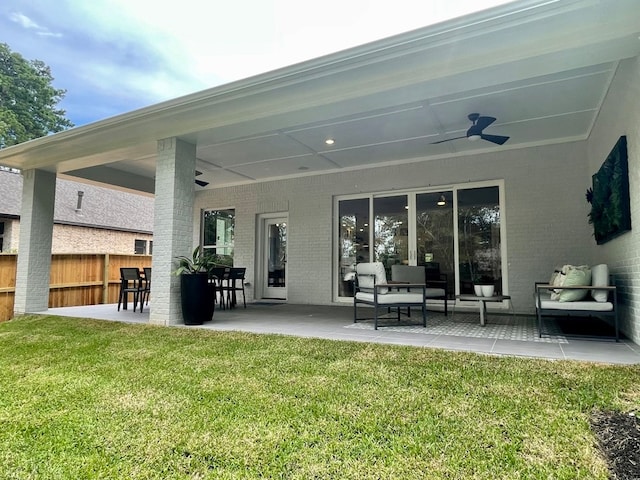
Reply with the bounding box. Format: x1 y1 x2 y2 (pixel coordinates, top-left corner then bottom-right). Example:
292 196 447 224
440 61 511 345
0 316 638 479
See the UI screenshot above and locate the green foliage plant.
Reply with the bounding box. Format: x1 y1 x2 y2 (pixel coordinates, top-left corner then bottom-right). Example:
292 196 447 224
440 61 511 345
0 43 73 149
172 246 215 275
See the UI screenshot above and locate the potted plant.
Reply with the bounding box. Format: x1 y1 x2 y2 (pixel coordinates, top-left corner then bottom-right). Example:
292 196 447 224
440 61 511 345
474 274 495 297
173 246 216 325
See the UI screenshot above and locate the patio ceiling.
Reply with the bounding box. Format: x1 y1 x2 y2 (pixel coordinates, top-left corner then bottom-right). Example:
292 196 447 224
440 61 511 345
1 0 639 194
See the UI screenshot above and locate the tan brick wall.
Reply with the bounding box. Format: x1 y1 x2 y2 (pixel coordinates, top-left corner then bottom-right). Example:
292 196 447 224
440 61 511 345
51 224 153 254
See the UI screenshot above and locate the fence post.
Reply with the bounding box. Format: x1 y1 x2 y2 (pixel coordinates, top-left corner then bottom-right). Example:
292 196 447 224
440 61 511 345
103 254 110 304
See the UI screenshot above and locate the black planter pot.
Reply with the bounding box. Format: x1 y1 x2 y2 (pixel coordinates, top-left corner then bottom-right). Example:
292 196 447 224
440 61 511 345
180 273 215 325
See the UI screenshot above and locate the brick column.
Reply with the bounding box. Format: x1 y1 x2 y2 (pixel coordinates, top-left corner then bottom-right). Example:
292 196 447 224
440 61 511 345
149 138 196 326
14 169 56 314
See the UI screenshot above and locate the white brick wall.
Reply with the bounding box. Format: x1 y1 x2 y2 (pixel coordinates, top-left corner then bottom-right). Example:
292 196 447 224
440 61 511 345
195 139 595 315
14 169 56 314
587 57 640 343
150 138 196 326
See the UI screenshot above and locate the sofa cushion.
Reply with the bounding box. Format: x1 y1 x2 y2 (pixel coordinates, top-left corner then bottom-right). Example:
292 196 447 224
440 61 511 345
591 263 609 302
391 264 424 283
356 262 388 294
424 288 446 298
558 265 592 302
356 291 425 305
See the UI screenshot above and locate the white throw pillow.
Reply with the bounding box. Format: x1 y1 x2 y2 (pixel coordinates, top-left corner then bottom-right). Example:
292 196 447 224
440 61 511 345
549 266 563 286
550 264 569 300
590 264 609 302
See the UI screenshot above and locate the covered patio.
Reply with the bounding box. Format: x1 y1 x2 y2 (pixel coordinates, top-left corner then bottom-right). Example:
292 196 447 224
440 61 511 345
38 303 640 364
1 0 639 346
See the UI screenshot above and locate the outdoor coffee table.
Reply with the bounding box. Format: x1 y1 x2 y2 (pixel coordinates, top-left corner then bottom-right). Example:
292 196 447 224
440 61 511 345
456 294 511 326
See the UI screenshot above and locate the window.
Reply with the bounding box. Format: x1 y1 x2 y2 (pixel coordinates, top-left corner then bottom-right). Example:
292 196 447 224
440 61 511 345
148 241 153 255
202 209 235 265
134 239 146 255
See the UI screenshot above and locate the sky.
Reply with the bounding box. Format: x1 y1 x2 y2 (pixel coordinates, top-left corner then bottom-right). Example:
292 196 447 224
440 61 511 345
1 0 513 127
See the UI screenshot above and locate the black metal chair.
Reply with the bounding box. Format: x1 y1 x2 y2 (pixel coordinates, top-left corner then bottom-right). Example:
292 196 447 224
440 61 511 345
118 267 144 312
139 267 152 312
425 262 449 315
210 267 230 309
223 267 246 309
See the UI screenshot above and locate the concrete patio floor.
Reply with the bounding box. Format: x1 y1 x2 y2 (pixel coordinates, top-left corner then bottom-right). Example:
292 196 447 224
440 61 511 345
39 302 640 365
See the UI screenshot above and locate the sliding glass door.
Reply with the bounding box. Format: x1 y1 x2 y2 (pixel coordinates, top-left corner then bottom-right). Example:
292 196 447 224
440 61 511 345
373 195 409 270
335 182 505 300
338 198 370 297
415 191 455 295
457 186 502 295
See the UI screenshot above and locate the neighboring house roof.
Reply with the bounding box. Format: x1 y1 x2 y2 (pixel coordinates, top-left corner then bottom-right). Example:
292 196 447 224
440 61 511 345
0 169 154 233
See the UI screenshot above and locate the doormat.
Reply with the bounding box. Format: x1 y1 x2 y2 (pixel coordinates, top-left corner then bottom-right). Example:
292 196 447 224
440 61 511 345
345 312 568 344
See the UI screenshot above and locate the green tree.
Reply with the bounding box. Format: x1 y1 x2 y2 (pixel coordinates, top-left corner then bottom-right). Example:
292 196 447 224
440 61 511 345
0 43 73 149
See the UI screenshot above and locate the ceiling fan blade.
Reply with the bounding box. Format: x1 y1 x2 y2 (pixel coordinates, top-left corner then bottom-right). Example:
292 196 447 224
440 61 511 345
195 179 209 187
430 135 467 144
480 133 509 145
475 116 496 130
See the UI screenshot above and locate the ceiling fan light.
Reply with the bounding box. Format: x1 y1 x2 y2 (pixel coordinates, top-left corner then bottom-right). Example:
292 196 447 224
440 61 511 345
468 134 481 141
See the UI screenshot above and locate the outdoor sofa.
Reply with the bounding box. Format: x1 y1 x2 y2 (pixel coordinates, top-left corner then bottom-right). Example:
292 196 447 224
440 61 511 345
535 264 618 341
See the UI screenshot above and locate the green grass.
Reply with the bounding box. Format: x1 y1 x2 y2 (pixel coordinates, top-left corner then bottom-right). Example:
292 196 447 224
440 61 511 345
0 316 638 479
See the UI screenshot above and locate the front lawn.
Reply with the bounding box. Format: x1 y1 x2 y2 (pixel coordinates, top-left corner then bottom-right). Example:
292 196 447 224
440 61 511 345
0 315 638 479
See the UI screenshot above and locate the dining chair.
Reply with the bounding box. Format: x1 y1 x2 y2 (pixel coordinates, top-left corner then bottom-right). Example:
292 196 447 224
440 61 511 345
224 267 247 309
210 267 230 309
118 267 144 312
139 267 152 312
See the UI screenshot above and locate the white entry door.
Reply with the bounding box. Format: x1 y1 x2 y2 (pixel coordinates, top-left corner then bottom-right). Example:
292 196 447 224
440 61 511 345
262 216 287 299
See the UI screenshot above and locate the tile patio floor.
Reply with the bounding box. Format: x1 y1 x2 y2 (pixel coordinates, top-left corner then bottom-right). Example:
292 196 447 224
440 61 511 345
40 302 640 365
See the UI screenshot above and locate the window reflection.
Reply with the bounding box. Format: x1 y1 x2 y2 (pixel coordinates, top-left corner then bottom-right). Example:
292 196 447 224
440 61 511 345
416 192 454 295
374 196 408 276
338 199 370 297
457 187 501 294
202 209 235 265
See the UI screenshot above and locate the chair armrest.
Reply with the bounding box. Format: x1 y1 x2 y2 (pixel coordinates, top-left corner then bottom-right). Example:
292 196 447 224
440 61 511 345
379 283 425 289
536 283 616 291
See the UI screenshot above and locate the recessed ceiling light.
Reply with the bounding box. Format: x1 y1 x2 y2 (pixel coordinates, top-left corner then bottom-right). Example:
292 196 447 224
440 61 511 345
325 138 335 145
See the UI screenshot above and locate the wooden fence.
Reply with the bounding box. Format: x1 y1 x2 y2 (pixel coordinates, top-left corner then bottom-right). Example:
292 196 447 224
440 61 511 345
0 253 152 322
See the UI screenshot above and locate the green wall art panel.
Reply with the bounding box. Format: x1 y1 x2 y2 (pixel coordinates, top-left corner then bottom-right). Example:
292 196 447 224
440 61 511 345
587 136 631 245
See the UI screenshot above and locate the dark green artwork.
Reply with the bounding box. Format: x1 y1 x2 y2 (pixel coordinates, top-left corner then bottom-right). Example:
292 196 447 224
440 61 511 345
587 136 631 245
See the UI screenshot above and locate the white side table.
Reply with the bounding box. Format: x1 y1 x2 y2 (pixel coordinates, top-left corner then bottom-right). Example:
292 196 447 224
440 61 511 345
456 294 512 326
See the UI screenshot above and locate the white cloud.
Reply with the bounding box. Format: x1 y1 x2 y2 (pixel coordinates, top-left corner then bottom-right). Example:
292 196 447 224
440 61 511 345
79 0 515 91
9 12 40 29
9 11 62 37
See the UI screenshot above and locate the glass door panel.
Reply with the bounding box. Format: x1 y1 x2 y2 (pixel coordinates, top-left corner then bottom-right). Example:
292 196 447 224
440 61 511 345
374 195 409 276
457 186 501 295
338 198 370 297
264 218 287 299
416 191 454 295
